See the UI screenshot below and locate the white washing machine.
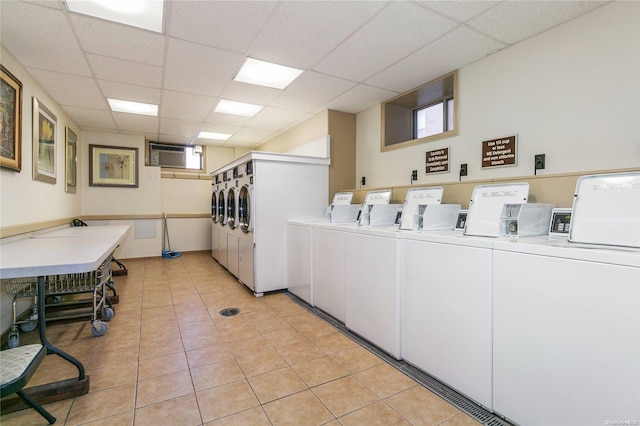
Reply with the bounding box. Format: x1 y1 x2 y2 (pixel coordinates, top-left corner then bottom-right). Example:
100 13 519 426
226 182 239 277
237 161 254 290
492 172 640 426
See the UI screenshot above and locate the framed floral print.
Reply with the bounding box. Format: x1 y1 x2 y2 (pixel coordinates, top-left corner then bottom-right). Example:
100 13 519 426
32 97 56 184
1 65 23 171
65 127 78 193
89 144 138 188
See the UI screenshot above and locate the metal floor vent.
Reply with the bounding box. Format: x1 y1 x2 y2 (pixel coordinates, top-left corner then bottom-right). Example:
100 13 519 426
285 291 514 426
219 308 239 317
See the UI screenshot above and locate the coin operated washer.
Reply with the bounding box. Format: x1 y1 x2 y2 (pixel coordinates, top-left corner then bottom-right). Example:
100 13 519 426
463 183 530 237
499 203 555 238
357 189 402 226
397 187 461 231
326 192 361 223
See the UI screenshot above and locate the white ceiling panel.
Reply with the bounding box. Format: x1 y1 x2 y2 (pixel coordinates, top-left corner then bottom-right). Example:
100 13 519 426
156 134 193 145
1 1 609 147
1 1 90 75
163 38 244 97
87 54 163 88
160 91 216 122
27 68 106 109
70 14 165 66
169 1 277 53
467 1 607 45
271 71 358 113
313 2 458 82
248 1 386 69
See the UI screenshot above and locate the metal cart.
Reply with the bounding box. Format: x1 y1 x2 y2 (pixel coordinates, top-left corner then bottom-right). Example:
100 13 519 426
3 254 115 348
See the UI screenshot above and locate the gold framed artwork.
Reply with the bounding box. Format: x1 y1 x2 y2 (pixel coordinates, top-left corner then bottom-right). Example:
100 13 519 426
32 97 57 184
1 65 23 171
89 144 138 188
65 127 78 193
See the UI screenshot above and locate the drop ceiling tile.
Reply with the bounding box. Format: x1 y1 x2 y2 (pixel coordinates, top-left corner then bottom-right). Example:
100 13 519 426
87 54 163 88
199 123 242 135
467 1 607 45
61 106 116 130
324 84 399 114
270 71 357 112
27 68 106 109
159 117 203 138
313 1 457 82
112 112 159 134
418 1 500 23
157 134 194 145
367 26 507 93
1 1 90 75
229 127 277 145
169 1 277 53
98 80 162 104
204 111 253 128
220 81 282 107
249 1 386 69
160 91 216 121
70 14 165 66
248 107 311 131
163 38 244 97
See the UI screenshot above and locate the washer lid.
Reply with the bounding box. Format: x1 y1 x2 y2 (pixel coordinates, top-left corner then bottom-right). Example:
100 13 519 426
464 183 529 237
331 192 353 205
399 187 443 230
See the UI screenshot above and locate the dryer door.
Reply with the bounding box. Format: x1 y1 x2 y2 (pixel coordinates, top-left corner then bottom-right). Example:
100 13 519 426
227 187 237 229
239 185 252 233
218 190 226 225
211 190 218 223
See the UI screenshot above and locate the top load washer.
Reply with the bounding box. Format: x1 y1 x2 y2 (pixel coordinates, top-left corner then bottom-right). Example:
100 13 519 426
464 183 529 237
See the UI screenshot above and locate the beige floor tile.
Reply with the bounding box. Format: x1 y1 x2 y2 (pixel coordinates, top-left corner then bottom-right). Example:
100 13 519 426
205 406 271 425
134 394 202 426
197 380 260 422
181 331 226 351
385 386 461 426
329 346 383 373
178 318 220 337
247 367 308 404
260 326 307 348
138 336 184 360
88 359 138 391
312 376 379 418
291 356 349 387
441 412 483 426
190 358 245 391
219 324 262 342
312 331 358 354
225 336 271 358
186 344 234 368
135 370 194 408
235 346 288 377
0 398 72 426
88 341 139 370
353 363 417 398
138 351 189 380
276 339 325 365
80 410 134 426
338 400 411 426
263 389 335 426
65 382 136 426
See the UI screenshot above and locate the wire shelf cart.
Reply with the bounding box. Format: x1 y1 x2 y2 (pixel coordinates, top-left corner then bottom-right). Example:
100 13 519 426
3 254 115 348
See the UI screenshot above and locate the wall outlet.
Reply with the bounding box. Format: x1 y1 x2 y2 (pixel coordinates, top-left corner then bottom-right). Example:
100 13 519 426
460 164 468 176
535 154 546 170
360 176 366 186
411 170 418 181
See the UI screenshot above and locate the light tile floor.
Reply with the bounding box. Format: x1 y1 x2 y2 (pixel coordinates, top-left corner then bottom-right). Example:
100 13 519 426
1 252 481 426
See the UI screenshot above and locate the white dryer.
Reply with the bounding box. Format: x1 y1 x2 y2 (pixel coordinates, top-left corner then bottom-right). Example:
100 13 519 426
237 160 254 290
225 166 241 277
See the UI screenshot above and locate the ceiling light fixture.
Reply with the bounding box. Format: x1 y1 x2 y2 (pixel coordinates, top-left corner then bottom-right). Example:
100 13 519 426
107 98 158 116
65 0 164 33
214 99 263 117
198 131 232 141
234 58 303 90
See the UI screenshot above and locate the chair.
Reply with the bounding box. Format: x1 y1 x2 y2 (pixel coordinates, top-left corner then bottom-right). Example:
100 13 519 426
1 344 56 423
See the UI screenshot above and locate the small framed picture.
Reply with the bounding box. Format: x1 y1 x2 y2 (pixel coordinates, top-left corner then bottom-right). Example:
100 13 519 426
33 97 57 184
0 65 23 172
89 144 138 188
65 127 78 193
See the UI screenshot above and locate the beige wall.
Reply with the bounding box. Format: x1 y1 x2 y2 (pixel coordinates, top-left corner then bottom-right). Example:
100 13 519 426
256 111 328 153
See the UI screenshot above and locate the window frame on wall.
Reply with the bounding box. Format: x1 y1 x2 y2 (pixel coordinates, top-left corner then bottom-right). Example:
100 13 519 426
381 70 458 152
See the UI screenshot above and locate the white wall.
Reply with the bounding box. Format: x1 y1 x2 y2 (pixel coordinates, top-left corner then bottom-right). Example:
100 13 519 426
356 2 640 188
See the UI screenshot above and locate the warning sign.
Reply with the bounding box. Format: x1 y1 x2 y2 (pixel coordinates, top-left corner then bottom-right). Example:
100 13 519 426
426 147 449 174
482 136 517 168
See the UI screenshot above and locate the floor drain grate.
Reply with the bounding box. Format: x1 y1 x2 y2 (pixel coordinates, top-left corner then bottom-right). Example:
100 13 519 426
219 308 239 317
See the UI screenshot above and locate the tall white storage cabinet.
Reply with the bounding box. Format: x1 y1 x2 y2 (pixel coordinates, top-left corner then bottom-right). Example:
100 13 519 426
344 227 402 359
211 152 329 295
402 232 493 410
492 240 640 426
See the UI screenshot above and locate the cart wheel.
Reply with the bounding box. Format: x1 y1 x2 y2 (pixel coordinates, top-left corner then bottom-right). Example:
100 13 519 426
8 334 19 349
101 307 114 321
20 321 37 333
91 322 109 337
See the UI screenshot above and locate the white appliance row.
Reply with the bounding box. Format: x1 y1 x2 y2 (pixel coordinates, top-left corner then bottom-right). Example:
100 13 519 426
286 172 640 425
211 151 329 296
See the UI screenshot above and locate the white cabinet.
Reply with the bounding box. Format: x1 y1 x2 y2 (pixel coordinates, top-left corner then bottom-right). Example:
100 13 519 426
227 234 239 277
287 223 313 305
313 227 347 322
211 227 219 260
344 229 401 359
238 237 254 290
493 244 640 426
402 234 493 410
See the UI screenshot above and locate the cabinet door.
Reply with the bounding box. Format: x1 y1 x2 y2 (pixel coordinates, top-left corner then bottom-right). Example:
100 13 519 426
313 228 346 322
239 237 254 291
227 234 238 276
287 224 313 304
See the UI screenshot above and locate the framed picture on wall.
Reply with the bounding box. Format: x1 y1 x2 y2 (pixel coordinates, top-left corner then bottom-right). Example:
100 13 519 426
65 127 78 193
89 144 138 188
1 65 23 172
32 97 57 184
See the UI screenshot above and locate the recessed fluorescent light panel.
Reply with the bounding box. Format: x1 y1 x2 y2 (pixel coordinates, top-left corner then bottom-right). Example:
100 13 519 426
214 99 263 117
198 131 232 141
66 0 164 33
107 98 158 116
234 58 303 89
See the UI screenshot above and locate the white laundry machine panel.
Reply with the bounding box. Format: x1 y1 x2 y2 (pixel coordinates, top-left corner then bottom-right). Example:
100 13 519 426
287 220 315 305
238 161 255 290
492 239 640 426
464 183 529 237
226 185 240 277
312 223 350 322
217 188 228 269
402 231 494 410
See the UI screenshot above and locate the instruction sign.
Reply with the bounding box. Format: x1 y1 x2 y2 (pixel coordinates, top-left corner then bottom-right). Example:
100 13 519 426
426 147 449 174
482 135 517 168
